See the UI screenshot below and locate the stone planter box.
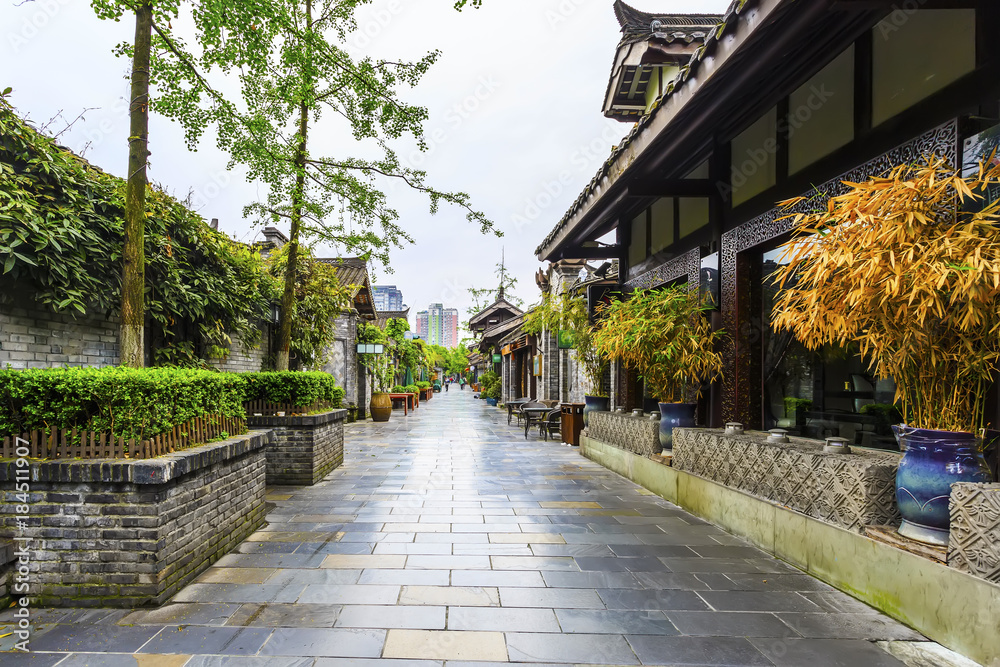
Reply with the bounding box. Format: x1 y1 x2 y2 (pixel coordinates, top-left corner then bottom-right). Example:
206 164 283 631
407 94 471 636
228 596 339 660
583 411 662 457
672 428 900 533
949 482 1000 583
0 430 269 607
247 409 346 486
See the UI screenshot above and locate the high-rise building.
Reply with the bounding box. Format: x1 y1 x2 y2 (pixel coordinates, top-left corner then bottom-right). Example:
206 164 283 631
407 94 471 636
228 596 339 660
373 285 404 313
416 303 460 347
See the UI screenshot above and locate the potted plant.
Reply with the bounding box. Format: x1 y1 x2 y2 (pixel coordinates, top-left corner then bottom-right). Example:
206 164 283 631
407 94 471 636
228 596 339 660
524 291 609 425
771 156 998 546
592 285 723 449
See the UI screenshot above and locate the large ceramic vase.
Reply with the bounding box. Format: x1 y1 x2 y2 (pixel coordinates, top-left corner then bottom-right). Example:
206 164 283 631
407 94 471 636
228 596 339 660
659 403 697 450
370 392 392 423
583 396 610 427
893 425 992 546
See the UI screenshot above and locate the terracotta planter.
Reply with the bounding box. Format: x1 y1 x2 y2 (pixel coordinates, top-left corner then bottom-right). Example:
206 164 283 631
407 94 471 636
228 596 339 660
370 392 392 422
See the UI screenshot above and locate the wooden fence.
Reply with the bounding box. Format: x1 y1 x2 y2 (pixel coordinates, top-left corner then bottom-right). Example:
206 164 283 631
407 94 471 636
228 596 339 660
0 414 246 461
243 400 337 416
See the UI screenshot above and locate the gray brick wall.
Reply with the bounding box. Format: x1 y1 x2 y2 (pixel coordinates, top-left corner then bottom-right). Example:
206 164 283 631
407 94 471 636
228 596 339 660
0 292 119 369
0 431 269 607
208 329 268 373
247 411 346 486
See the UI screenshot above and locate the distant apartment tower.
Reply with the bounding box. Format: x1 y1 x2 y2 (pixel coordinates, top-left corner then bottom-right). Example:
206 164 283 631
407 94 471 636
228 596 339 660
373 285 404 312
416 303 459 347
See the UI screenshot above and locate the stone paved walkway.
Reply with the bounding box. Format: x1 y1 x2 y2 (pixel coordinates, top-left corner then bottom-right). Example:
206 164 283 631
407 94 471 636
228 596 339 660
1 389 929 666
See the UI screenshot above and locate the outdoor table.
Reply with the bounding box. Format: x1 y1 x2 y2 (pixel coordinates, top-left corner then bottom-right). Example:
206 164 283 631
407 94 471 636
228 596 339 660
522 406 551 439
388 393 417 415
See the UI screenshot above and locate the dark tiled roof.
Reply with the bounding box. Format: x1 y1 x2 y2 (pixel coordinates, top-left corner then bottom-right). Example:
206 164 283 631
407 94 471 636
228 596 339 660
376 308 411 329
536 0 756 258
468 297 524 327
614 0 720 45
316 257 376 318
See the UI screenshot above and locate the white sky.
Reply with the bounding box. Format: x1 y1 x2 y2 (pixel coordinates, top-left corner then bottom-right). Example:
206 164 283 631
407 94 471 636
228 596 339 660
2 0 731 332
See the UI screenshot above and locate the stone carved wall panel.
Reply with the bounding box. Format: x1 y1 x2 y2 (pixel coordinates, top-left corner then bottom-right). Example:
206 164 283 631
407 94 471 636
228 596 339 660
584 411 662 457
672 429 901 532
626 247 702 293
949 483 1000 583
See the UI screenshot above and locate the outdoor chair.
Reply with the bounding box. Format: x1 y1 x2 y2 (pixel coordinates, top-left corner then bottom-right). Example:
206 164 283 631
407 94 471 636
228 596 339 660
521 401 549 439
507 398 531 425
541 409 562 442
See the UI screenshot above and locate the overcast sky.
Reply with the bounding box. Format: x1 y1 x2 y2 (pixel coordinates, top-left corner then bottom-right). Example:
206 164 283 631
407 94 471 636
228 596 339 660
2 0 730 334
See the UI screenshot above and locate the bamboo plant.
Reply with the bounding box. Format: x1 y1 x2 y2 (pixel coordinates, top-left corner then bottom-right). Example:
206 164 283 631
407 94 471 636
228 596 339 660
523 291 608 397
771 155 1000 434
591 286 723 403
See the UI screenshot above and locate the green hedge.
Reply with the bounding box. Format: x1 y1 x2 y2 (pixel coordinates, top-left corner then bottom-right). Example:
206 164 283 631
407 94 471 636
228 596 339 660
0 367 247 440
416 381 432 390
241 371 344 408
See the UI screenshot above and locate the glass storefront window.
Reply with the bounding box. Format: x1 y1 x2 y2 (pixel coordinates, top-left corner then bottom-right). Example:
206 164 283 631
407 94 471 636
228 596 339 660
679 198 710 239
788 46 855 174
650 198 674 254
628 211 648 268
872 9 976 127
762 247 899 450
730 107 778 207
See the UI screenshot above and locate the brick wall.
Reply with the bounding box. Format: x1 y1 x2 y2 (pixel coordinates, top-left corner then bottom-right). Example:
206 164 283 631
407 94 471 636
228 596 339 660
207 330 269 373
0 291 119 369
247 410 346 486
0 431 269 607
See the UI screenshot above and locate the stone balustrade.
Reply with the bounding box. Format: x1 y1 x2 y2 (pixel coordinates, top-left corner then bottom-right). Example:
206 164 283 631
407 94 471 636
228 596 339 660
949 482 1000 583
583 411 662 457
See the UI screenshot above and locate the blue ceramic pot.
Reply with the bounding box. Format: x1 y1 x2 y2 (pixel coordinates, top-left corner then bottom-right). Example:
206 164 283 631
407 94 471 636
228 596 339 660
583 396 610 427
486 398 498 407
659 403 697 450
893 425 992 546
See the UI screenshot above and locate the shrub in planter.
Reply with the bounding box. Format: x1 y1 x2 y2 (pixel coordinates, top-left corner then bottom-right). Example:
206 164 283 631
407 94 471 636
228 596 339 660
0 367 247 440
404 384 420 395
391 385 406 393
242 371 344 408
416 381 432 390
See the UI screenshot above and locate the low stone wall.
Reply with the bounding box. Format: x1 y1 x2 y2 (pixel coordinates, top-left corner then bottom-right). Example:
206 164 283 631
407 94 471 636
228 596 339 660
247 410 346 486
0 431 269 607
672 428 900 533
949 482 1000 583
583 411 662 457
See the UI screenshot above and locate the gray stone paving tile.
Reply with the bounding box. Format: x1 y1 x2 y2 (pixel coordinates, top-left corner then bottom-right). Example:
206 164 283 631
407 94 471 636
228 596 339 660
315 660 441 667
451 570 546 587
297 584 400 605
660 558 783 574
29 623 163 653
226 603 342 628
799 591 882 613
611 545 700 558
499 587 605 609
0 654 66 667
490 556 580 571
723 574 835 592
239 542 302 554
555 609 680 636
665 611 795 637
120 603 241 626
775 613 925 641
373 542 452 555
358 569 450 586
295 542 375 555
265 569 362 586
541 570 643 589
172 583 307 604
699 591 824 613
447 606 560 632
414 533 489 543
215 554 327 569
139 625 272 655
185 658 316 667
259 627 385 658
336 605 446 630
599 588 710 611
749 637 908 666
506 632 640 664
627 635 773 666
529 544 616 557
406 555 491 570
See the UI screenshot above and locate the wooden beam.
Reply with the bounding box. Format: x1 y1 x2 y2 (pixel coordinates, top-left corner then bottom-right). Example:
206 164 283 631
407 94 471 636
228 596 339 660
627 179 717 198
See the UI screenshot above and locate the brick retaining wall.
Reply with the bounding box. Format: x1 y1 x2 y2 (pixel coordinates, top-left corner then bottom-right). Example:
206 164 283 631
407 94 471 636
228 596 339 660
247 410 346 486
0 431 269 607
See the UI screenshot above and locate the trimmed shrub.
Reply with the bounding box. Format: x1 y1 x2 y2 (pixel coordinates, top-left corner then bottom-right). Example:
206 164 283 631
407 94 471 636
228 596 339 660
404 384 420 395
0 367 246 440
241 372 344 408
416 381 432 389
